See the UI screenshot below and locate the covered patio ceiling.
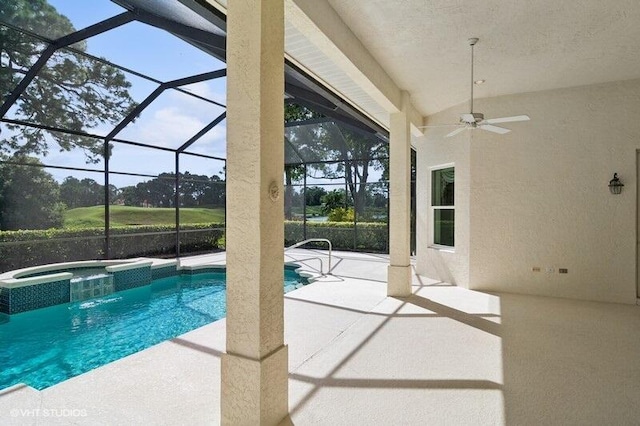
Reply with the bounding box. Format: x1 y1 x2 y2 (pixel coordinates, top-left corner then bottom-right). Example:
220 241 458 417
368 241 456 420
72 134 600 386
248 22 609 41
209 0 640 131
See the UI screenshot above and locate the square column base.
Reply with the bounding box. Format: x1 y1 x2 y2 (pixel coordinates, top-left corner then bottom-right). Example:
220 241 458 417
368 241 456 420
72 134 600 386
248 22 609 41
387 264 412 297
221 344 289 426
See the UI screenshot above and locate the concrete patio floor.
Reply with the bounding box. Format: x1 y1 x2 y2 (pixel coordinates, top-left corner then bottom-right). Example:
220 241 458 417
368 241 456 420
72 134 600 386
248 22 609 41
1 249 639 425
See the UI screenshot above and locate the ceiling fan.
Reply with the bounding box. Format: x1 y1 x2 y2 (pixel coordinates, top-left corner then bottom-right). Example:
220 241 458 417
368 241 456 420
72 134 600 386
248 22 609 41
421 38 530 137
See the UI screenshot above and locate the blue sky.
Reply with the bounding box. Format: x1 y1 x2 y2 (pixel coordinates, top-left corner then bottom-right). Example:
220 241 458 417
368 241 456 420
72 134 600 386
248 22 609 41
16 0 229 188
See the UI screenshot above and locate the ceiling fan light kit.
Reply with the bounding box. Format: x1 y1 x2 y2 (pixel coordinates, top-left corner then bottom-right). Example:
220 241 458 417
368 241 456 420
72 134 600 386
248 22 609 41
421 37 531 137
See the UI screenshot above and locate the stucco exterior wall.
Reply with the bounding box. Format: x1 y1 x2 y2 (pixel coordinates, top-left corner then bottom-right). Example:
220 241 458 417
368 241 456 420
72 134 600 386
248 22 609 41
418 79 640 304
416 107 471 287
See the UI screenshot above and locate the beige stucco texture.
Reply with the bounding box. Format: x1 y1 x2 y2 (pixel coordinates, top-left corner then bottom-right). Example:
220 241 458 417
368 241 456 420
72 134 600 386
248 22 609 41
223 0 288 423
418 79 640 304
387 96 413 297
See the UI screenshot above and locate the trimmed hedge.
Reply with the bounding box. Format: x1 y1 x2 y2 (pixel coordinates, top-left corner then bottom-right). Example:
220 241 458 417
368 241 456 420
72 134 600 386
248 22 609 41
0 224 225 273
284 220 388 252
0 221 388 273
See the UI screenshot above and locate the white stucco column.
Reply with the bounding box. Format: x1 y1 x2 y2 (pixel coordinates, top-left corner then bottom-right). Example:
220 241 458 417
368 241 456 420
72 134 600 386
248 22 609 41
387 92 412 296
221 1 288 425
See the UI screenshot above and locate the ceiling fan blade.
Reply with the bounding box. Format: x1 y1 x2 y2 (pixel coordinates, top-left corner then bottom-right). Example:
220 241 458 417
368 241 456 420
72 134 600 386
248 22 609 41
460 113 476 123
418 124 463 128
479 124 511 134
483 115 530 124
446 127 468 138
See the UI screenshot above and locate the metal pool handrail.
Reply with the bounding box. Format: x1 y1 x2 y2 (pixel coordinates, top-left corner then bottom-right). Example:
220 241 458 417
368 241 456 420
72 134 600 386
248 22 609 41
285 238 332 275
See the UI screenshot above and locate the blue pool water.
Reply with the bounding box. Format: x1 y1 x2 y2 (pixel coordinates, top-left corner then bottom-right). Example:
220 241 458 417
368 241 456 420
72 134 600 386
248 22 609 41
0 269 307 391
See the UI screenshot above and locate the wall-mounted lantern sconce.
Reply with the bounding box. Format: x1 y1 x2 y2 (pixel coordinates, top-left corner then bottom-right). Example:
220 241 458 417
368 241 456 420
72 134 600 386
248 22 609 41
608 173 624 194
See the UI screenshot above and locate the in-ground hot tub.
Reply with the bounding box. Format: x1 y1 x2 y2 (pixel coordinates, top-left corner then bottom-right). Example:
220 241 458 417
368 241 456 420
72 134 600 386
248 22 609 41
0 259 166 315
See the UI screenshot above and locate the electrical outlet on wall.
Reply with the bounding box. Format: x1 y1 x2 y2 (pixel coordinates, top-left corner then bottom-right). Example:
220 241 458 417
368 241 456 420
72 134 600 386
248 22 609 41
545 266 555 274
532 266 541 272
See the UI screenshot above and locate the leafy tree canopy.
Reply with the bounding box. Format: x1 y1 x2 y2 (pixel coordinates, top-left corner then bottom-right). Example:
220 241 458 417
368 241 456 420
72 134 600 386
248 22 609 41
284 103 322 170
283 103 389 216
119 172 226 208
321 189 348 214
59 176 115 208
0 0 137 163
305 186 326 206
284 103 322 218
0 155 65 230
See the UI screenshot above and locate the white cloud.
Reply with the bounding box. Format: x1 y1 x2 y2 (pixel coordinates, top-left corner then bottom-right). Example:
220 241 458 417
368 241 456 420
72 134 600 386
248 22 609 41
138 107 205 147
116 80 228 155
179 81 226 106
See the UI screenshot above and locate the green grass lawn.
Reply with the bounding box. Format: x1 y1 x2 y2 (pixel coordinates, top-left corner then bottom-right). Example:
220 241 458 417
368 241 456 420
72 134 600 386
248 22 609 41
64 205 225 228
290 205 325 217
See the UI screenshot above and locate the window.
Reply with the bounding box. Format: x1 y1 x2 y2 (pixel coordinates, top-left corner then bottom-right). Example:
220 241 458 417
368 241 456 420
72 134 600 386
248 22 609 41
431 167 454 247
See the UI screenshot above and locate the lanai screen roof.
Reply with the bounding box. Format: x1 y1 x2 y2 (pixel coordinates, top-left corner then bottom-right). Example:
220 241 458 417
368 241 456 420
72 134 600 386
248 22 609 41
0 0 388 168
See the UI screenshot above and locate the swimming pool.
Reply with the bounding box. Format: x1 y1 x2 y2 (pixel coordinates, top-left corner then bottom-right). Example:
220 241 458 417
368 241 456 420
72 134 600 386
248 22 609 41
0 268 307 391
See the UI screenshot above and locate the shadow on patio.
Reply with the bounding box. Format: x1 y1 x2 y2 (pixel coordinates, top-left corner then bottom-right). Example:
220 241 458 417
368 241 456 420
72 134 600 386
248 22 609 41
2 249 637 425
